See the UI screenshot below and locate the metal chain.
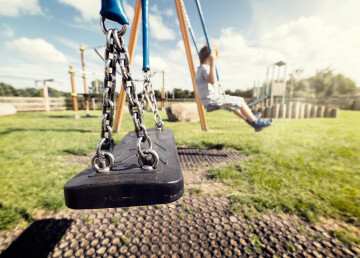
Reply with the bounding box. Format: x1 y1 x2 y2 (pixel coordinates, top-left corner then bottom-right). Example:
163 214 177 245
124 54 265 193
143 71 163 129
91 19 159 172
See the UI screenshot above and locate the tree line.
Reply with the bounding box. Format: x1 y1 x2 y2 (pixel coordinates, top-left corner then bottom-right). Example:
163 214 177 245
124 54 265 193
288 68 358 98
2 68 358 99
0 83 71 98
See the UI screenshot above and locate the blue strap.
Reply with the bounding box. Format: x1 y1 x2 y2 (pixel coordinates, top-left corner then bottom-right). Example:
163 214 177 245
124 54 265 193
194 0 220 81
100 0 130 25
188 26 199 55
141 0 150 70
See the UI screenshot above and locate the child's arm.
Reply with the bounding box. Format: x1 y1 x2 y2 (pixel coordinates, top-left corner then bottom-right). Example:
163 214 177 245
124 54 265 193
207 52 217 85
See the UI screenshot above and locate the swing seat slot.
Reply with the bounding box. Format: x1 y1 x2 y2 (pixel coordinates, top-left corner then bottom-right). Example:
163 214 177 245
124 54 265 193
64 128 184 209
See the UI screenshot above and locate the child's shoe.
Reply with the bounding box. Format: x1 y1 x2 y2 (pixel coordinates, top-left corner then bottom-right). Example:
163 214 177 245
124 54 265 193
246 112 261 125
252 119 273 132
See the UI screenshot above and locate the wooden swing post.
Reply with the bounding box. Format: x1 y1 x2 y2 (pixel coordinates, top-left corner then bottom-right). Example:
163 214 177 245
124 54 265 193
175 0 207 131
113 0 142 133
80 44 90 116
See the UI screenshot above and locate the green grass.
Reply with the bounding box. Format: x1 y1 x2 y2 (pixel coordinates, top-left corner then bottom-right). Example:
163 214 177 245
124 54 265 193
121 236 131 244
112 216 120 223
0 109 359 239
204 111 360 226
188 187 203 196
332 229 360 247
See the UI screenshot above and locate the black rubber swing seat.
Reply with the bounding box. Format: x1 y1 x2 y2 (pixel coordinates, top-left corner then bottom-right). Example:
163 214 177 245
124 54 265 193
64 128 184 209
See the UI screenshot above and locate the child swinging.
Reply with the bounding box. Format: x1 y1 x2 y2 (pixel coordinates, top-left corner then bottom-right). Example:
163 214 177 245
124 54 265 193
195 45 273 132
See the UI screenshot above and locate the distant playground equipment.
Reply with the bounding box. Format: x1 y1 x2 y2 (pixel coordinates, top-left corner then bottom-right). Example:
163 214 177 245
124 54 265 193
253 61 287 106
250 62 338 119
0 75 65 112
64 0 184 209
67 45 104 119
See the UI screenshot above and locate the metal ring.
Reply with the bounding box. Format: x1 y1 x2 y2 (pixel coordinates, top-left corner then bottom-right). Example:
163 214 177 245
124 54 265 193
137 137 146 158
106 125 113 141
136 134 153 158
96 136 115 157
96 138 107 158
101 16 127 36
101 113 108 132
91 152 114 173
113 29 123 50
106 29 113 51
138 149 160 170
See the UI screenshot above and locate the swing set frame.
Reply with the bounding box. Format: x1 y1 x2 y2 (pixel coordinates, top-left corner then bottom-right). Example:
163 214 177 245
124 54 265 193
113 0 208 132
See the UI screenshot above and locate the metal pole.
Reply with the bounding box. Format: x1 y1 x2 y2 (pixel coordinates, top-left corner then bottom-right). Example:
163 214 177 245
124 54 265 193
113 0 142 132
283 65 287 104
69 65 79 119
161 70 165 110
175 0 207 131
95 78 99 94
43 82 50 112
270 65 275 106
80 44 90 116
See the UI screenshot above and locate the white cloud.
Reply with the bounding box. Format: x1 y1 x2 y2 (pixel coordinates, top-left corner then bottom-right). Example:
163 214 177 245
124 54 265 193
164 9 174 17
258 16 360 82
150 4 159 13
54 36 80 50
1 24 14 37
57 0 99 21
0 0 42 17
6 37 68 64
211 16 360 89
150 4 173 17
150 14 175 40
249 0 360 38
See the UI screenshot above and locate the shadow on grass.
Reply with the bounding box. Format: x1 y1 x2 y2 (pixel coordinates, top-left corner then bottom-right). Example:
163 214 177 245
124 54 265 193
0 219 73 258
0 128 93 135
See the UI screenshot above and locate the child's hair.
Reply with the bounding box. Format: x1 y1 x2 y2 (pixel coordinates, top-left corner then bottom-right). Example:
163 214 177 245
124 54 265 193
199 45 218 64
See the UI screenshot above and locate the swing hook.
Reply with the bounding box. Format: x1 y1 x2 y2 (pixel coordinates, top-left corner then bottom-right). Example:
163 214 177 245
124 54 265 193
101 16 127 36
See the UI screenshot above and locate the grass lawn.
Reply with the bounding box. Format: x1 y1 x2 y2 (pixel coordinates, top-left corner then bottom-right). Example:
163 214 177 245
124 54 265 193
0 109 359 243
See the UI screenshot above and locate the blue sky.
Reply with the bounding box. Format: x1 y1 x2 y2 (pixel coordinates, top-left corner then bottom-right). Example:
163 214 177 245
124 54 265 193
0 0 359 93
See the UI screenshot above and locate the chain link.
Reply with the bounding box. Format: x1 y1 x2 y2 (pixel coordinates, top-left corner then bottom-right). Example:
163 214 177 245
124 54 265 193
91 19 160 172
143 71 164 129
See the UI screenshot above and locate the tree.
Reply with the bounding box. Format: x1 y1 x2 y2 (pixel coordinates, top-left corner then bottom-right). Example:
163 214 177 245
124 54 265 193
225 88 253 98
0 83 19 96
289 68 357 98
89 80 104 94
173 88 185 98
154 89 161 100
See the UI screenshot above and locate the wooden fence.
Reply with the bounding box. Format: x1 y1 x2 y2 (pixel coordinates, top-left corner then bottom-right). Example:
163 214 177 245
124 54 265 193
0 97 66 112
2 96 358 113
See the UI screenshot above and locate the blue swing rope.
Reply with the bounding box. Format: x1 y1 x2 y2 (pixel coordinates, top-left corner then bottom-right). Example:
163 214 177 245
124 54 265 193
194 0 220 81
180 0 199 54
141 0 150 71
